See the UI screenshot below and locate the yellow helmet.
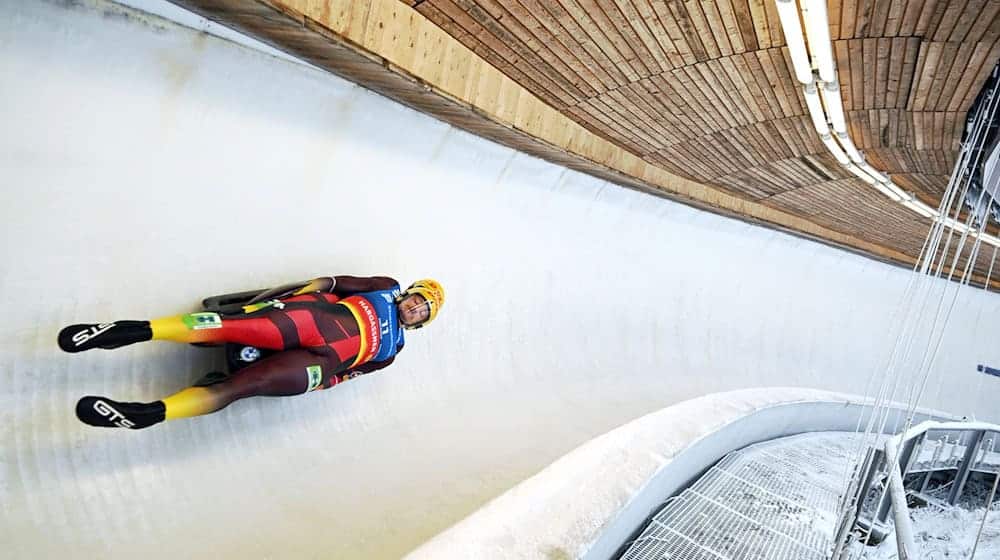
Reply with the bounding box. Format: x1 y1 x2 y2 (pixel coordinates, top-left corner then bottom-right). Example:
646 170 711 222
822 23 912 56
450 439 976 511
397 279 445 330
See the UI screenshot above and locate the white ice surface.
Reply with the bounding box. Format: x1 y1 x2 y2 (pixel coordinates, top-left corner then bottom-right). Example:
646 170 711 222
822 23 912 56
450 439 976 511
2 1 1000 558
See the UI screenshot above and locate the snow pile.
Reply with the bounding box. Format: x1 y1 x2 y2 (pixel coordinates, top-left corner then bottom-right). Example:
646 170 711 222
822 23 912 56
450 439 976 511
851 504 1000 559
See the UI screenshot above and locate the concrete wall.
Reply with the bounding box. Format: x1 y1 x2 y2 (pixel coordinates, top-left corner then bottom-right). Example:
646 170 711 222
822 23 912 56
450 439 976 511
1 1 998 558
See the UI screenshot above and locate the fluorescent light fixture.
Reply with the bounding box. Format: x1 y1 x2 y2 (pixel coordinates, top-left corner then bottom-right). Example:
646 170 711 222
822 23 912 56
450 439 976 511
836 132 865 163
875 182 906 202
803 84 829 134
820 82 847 134
884 181 910 201
837 134 865 165
776 0 970 238
801 0 836 83
821 134 850 165
939 226 1000 263
903 198 935 216
858 162 887 183
775 0 814 84
980 232 1000 247
940 216 971 233
846 164 877 185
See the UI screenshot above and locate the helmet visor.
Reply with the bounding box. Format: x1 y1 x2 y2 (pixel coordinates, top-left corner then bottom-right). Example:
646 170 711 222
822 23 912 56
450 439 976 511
398 294 431 327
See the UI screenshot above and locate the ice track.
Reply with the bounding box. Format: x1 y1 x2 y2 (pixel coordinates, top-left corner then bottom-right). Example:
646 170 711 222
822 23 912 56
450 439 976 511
2 2 999 558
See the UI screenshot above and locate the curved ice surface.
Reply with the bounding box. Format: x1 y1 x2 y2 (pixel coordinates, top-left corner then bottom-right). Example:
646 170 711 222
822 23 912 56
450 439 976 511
2 2 999 558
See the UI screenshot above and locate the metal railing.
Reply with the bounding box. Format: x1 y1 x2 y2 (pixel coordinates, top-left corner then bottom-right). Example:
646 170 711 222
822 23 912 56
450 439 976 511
835 421 1000 559
619 432 865 560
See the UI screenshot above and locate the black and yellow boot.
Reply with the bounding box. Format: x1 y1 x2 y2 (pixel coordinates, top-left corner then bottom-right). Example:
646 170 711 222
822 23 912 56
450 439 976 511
75 396 165 429
58 321 152 352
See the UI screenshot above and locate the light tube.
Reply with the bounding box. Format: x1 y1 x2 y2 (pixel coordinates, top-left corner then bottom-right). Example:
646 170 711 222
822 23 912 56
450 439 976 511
884 181 910 201
875 182 906 202
775 0 815 84
803 83 829 134
979 232 1000 247
836 132 865 163
940 216 971 233
820 81 847 134
846 164 877 185
801 0 836 83
903 198 935 216
821 134 850 165
858 162 887 183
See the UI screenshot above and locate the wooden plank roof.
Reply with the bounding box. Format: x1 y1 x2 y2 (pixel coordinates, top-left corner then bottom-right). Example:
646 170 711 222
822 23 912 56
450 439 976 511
171 0 1000 285
409 0 1000 275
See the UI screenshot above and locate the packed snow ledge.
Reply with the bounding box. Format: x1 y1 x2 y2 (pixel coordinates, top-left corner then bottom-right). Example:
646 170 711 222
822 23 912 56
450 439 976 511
407 388 956 560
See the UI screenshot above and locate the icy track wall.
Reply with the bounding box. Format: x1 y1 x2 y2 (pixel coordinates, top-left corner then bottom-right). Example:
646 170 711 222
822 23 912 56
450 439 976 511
1 2 998 559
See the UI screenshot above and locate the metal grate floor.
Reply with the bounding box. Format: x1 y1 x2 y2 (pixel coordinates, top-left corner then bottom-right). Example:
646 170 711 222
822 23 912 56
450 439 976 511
621 432 871 560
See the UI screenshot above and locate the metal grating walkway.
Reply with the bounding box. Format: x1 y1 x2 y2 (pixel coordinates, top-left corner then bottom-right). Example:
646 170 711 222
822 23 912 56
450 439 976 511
620 432 873 560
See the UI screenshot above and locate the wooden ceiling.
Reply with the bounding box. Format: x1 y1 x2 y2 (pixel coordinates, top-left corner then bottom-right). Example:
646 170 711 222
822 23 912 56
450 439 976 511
170 0 1000 283
409 0 1000 267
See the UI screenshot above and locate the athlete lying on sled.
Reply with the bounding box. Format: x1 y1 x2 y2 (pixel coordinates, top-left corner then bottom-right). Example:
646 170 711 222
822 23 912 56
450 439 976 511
58 276 444 430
